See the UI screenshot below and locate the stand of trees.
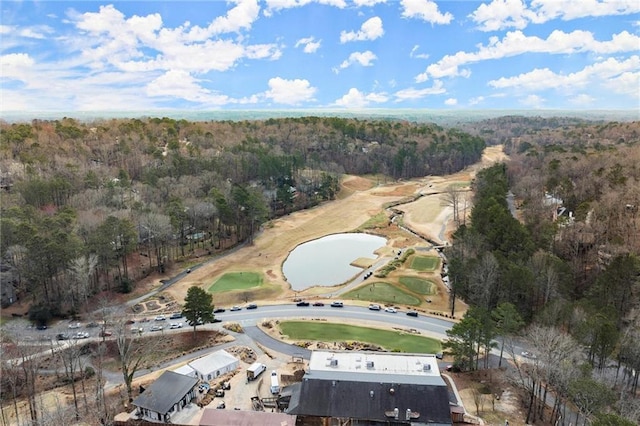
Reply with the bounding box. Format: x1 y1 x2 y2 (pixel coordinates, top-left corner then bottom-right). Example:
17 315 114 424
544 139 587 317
0 116 483 320
443 118 640 425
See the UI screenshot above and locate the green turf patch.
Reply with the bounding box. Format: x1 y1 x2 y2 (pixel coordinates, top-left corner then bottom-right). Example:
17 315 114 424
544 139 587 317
280 321 441 353
208 272 263 293
399 276 435 295
410 256 439 271
343 282 421 305
357 211 388 230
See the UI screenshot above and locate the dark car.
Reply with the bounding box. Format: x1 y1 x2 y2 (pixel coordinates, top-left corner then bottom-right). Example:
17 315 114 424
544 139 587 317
406 311 418 317
330 301 344 308
246 303 258 309
56 333 68 340
213 308 226 313
36 324 48 330
169 312 183 319
296 301 310 307
313 302 325 307
215 389 225 397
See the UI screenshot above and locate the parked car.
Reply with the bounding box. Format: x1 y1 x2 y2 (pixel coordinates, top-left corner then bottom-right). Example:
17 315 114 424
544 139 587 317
73 332 90 339
296 301 310 307
521 351 537 359
330 301 344 308
384 307 397 313
246 303 258 309
169 312 183 319
169 322 183 329
214 389 225 397
221 381 231 390
86 322 99 328
216 401 225 409
131 326 143 333
150 325 163 332
313 302 325 306
213 308 226 313
154 315 166 321
368 304 381 311
68 322 81 329
56 333 69 340
230 306 241 311
36 324 48 330
406 311 419 317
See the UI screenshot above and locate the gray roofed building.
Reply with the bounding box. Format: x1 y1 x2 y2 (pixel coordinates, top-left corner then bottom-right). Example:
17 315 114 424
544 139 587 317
287 350 452 425
188 349 239 382
132 370 199 423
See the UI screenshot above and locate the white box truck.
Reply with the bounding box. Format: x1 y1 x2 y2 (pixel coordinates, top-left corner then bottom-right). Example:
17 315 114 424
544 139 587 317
246 362 266 381
270 370 279 394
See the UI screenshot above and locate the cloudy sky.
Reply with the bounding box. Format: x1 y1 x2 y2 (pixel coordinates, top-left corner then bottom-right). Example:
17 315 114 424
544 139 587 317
1 0 639 112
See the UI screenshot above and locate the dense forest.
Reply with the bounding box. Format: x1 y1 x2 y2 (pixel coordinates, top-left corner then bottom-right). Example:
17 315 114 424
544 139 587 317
0 116 484 320
444 117 640 425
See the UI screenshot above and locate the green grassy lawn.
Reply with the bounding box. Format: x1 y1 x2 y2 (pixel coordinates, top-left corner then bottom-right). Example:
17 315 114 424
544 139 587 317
343 282 421 305
410 256 440 271
208 272 263 293
399 276 435 295
279 321 441 353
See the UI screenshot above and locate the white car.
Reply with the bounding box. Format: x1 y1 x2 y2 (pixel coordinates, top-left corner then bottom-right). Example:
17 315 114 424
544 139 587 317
154 315 166 321
521 351 537 359
68 322 81 329
230 306 241 311
169 322 183 329
150 325 163 332
384 307 397 313
73 332 89 339
368 304 381 311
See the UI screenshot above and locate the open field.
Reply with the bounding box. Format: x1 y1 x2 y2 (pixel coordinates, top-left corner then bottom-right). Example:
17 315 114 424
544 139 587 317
410 256 440 271
343 282 422 306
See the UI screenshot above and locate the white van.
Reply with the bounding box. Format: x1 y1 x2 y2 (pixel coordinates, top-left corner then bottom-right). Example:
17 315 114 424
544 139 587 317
270 370 279 394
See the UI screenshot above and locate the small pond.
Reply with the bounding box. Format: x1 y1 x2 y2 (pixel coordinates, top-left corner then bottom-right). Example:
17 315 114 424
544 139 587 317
282 233 387 291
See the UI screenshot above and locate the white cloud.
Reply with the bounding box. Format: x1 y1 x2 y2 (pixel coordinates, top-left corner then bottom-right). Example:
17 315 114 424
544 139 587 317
394 80 446 101
245 43 282 60
340 17 384 43
520 94 545 108
423 30 640 79
336 50 377 71
0 53 35 80
400 0 453 25
334 87 388 108
569 94 595 106
410 45 429 59
295 37 321 53
68 3 282 74
264 77 317 105
147 70 216 103
470 0 640 32
603 71 640 95
469 0 534 32
444 98 457 106
489 55 640 92
263 0 347 17
352 0 387 6
469 96 485 106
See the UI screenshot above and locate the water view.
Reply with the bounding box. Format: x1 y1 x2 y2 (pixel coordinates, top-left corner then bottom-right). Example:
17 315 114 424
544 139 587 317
282 233 387 291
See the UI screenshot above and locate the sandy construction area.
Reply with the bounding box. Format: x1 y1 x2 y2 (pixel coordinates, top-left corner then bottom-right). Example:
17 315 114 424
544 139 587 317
163 145 507 309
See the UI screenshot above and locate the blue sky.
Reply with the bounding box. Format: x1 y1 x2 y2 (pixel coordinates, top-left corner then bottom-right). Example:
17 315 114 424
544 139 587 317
1 0 639 112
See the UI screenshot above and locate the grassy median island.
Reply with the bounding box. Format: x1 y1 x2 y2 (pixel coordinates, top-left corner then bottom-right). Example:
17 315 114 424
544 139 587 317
208 272 263 293
279 320 441 353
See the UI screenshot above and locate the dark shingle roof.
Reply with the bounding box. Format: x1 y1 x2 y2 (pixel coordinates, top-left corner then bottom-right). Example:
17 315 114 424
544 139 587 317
287 378 451 424
132 371 198 414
